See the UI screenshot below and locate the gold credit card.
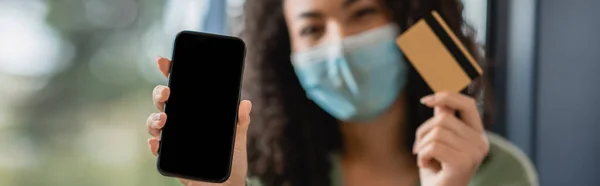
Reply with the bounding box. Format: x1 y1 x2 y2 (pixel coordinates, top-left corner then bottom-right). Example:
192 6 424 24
396 11 483 93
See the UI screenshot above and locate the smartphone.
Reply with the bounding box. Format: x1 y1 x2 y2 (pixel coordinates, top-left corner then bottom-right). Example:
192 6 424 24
157 30 246 183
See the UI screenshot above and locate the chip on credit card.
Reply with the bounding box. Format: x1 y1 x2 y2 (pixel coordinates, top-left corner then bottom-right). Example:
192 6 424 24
396 11 483 93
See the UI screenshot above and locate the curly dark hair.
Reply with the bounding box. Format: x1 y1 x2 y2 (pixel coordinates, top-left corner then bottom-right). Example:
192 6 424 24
239 0 491 185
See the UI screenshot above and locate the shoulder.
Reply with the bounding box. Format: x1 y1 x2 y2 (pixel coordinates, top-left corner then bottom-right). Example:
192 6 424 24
246 176 264 186
469 132 539 186
245 132 539 186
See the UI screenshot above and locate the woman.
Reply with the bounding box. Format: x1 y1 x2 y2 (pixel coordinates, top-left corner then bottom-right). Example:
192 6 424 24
146 0 538 185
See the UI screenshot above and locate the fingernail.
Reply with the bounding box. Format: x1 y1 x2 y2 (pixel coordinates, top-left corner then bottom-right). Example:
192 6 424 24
152 113 161 121
420 95 434 104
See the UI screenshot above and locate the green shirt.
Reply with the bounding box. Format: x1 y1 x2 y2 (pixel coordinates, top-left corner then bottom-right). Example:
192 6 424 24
246 132 538 186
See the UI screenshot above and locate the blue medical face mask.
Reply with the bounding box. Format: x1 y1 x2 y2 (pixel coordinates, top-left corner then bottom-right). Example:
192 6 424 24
290 24 408 122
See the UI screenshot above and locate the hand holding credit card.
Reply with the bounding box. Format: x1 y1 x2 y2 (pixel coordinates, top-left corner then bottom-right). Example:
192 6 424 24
396 11 483 92
398 11 489 186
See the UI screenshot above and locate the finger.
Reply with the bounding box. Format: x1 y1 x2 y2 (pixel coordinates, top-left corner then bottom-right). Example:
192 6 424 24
434 106 453 116
238 100 252 129
157 57 171 78
413 126 475 156
153 85 170 111
415 114 483 151
146 112 166 138
148 137 160 156
417 142 466 170
234 100 253 153
420 92 482 131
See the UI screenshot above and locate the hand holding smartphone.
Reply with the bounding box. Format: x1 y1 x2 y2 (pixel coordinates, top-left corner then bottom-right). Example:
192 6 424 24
146 30 251 184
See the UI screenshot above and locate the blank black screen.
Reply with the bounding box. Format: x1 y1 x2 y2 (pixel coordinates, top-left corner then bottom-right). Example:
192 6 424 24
158 31 245 182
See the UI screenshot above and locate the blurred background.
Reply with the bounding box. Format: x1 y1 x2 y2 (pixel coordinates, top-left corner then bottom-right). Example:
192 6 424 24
0 0 598 185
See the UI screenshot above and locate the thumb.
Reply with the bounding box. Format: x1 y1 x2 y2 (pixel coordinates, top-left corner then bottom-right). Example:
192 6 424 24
234 100 252 152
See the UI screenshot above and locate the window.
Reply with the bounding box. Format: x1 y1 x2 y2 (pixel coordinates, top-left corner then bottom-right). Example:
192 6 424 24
462 0 489 45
